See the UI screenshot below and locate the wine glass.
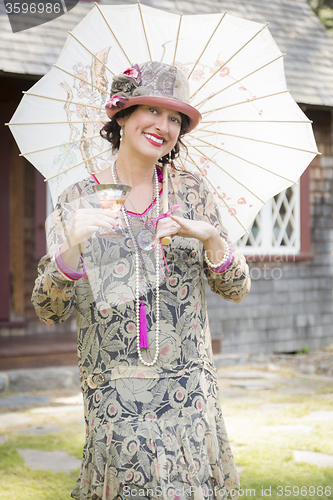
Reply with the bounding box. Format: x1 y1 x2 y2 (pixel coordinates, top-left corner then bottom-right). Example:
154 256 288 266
93 183 131 237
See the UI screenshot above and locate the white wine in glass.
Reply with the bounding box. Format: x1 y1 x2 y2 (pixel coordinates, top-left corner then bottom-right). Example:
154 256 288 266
93 183 131 236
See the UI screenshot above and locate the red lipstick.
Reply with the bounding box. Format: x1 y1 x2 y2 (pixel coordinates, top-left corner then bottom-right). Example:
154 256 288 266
143 132 166 147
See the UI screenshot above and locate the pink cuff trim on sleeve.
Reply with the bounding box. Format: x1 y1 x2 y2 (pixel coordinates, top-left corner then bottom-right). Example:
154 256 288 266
208 245 235 273
55 245 86 281
91 174 100 184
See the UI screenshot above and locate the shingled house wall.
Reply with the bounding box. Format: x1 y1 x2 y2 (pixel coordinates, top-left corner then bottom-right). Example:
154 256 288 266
207 108 333 354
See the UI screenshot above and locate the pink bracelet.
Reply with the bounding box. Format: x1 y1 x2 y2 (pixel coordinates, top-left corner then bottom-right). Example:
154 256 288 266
207 245 235 273
211 249 235 273
55 245 86 281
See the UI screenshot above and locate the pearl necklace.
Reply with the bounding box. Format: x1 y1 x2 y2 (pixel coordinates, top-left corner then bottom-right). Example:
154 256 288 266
111 162 160 367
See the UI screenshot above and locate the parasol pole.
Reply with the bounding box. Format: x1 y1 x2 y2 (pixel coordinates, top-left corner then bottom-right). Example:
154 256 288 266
161 164 172 246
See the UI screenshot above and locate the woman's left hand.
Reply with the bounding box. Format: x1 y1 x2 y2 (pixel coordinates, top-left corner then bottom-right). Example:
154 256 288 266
154 214 218 245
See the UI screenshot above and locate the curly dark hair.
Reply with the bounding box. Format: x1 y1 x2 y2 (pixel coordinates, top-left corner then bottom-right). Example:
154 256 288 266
100 106 189 165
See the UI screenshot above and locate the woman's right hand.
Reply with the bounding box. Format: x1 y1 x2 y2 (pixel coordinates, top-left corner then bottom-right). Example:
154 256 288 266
60 208 119 269
67 208 119 248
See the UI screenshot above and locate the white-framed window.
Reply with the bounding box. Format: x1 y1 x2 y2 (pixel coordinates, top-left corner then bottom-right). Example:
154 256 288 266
235 183 301 255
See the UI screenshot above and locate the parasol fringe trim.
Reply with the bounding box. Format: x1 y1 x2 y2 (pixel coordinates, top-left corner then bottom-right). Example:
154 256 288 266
188 13 227 79
95 3 132 65
191 22 269 100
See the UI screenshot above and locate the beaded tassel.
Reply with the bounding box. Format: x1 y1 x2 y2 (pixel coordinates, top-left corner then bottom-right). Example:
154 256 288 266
139 301 149 348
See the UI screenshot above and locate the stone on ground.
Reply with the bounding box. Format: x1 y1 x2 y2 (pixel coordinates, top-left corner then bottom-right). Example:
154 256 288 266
214 354 249 368
236 465 245 477
293 450 333 467
0 373 9 393
17 448 81 471
7 366 80 392
218 370 281 380
298 364 316 375
0 394 50 408
0 435 8 445
277 386 315 394
30 404 83 414
261 425 313 434
53 393 83 405
302 411 333 421
0 413 33 428
259 403 299 412
230 380 275 390
14 424 61 435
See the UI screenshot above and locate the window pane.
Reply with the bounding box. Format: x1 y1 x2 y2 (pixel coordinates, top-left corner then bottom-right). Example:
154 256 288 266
235 184 300 255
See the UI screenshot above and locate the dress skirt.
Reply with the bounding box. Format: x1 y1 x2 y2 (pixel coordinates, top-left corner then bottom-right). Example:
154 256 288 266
71 369 241 500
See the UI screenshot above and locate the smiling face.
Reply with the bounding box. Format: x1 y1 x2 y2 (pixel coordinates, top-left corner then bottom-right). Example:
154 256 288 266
116 105 182 163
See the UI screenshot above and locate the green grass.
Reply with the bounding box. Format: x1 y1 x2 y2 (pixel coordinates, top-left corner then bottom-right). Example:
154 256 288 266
224 392 333 499
0 383 332 500
0 448 78 500
0 423 84 500
7 424 84 457
296 345 310 355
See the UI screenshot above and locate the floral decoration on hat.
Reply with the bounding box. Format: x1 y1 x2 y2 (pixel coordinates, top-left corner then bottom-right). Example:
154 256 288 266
110 64 142 97
106 64 142 111
105 95 128 111
123 65 141 81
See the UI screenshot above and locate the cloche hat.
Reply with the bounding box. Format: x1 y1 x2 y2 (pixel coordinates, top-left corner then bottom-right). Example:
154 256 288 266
105 61 202 132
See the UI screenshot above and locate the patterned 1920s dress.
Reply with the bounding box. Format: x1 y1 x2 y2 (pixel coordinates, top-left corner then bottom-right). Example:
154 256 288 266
32 167 250 500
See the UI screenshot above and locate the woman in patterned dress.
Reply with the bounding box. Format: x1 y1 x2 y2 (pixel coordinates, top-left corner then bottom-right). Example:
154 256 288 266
32 61 251 500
